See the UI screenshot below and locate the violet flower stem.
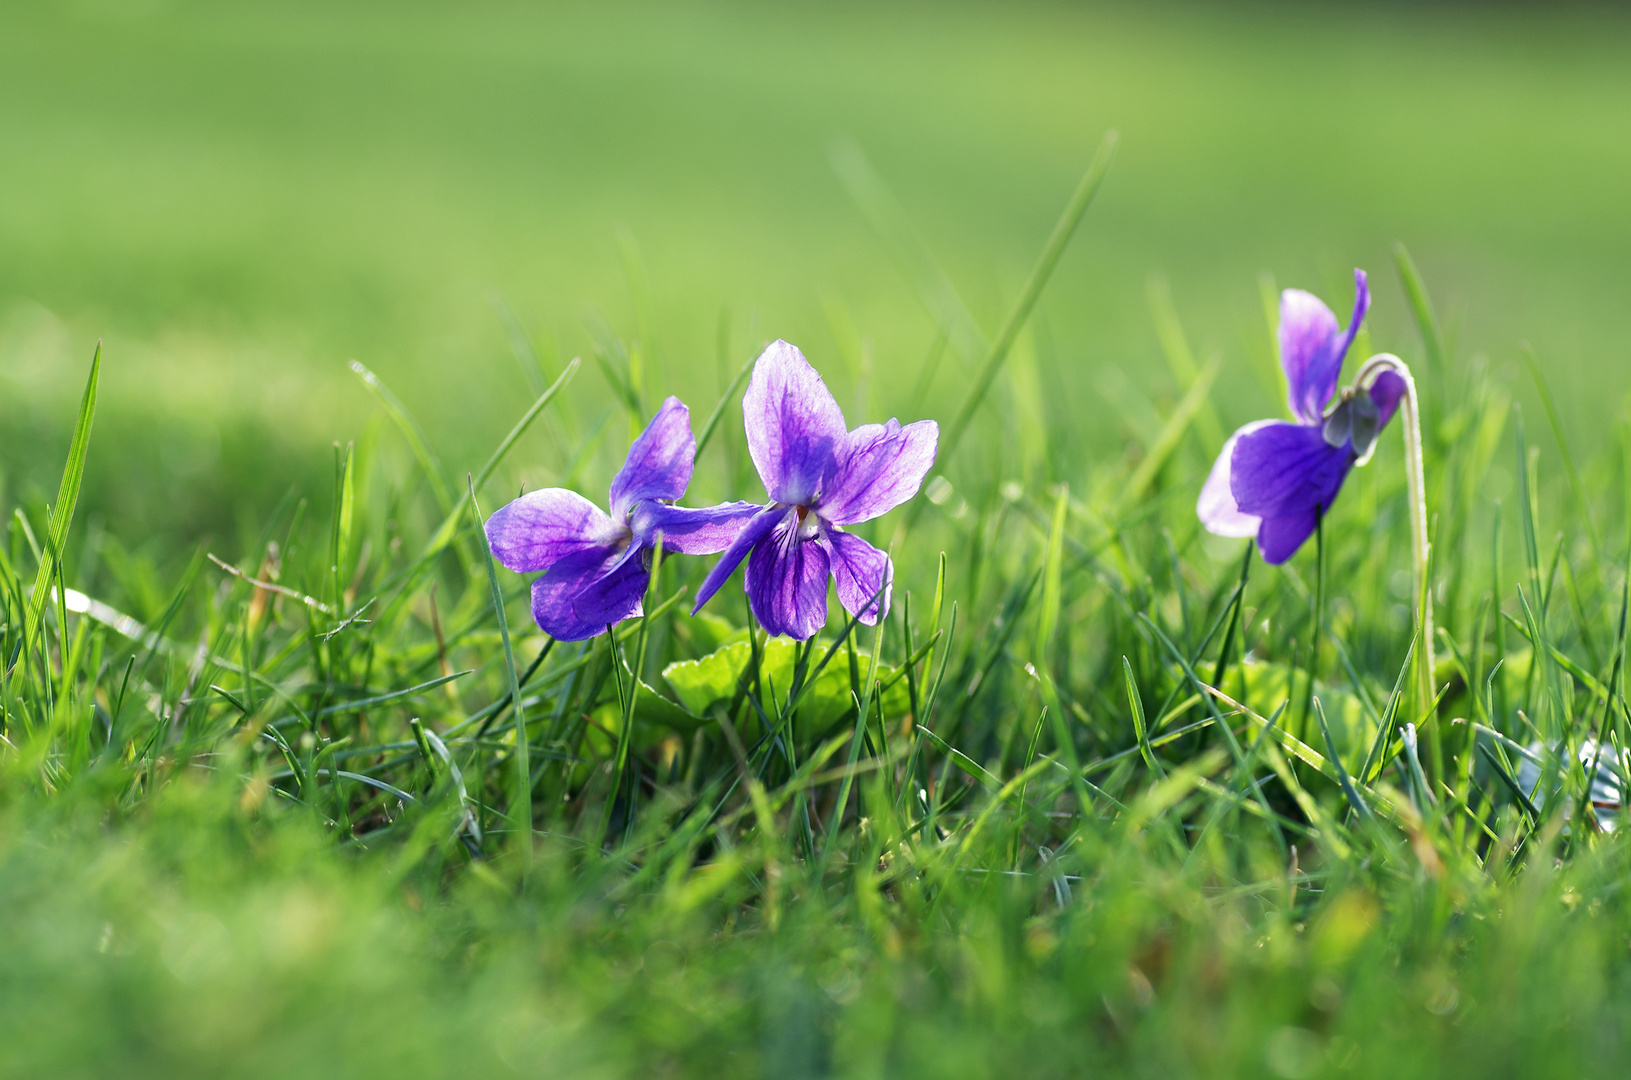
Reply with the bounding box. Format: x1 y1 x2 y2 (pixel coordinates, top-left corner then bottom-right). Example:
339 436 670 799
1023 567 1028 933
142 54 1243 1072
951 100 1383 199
1357 354 1436 734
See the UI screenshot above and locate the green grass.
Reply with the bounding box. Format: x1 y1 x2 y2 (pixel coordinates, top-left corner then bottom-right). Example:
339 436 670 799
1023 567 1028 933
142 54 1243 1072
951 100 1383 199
4 2 1631 1077
5 1 1631 536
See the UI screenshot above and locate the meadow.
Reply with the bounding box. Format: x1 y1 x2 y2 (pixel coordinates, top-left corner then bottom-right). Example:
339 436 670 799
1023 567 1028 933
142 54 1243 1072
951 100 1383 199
3 1 1631 1076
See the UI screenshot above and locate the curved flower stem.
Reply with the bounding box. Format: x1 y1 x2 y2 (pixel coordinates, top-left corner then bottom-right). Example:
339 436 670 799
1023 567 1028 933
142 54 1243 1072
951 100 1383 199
1357 353 1436 744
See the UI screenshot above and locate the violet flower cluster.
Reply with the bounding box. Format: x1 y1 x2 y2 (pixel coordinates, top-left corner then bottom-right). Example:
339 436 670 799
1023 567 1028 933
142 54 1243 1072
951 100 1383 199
490 270 1408 642
486 342 938 642
1198 269 1407 564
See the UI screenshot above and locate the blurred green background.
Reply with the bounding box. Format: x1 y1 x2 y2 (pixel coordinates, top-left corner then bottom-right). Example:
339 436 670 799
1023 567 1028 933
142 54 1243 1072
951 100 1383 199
2 0 1629 545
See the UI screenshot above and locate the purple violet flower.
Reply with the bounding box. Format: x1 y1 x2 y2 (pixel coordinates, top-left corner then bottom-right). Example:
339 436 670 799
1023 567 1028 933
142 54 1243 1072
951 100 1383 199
1198 269 1408 564
485 396 760 641
691 340 939 640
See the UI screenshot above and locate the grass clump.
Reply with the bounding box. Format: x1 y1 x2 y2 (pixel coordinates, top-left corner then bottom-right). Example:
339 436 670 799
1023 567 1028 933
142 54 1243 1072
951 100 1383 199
4 159 1631 1080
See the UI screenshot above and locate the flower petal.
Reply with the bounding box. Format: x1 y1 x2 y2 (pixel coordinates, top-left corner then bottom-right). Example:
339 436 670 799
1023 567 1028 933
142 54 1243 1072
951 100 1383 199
824 528 892 625
743 340 848 505
1198 420 1273 539
528 544 628 641
1256 510 1320 565
1367 369 1407 428
486 488 623 574
631 500 765 555
1230 421 1352 520
1328 268 1370 384
570 544 650 627
608 395 695 521
1278 289 1339 424
746 514 832 640
690 504 787 615
819 418 939 526
1279 271 1369 424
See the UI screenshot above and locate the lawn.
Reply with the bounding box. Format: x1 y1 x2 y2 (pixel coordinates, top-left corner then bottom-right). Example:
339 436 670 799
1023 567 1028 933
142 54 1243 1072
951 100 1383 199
2 2 1631 1077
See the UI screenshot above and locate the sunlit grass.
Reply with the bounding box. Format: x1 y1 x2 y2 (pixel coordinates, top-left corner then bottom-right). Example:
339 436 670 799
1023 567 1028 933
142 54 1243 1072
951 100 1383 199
4 127 1631 1075
4 3 1631 1076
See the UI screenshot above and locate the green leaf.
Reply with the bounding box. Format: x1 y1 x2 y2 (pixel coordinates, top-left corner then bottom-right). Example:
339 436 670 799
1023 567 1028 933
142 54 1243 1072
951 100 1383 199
586 680 709 747
663 639 905 732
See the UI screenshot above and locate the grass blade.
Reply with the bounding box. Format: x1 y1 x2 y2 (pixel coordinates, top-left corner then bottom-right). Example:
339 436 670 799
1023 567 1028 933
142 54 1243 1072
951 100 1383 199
469 475 531 851
25 343 101 652
1036 484 1068 665
1393 242 1444 380
424 358 581 559
1313 696 1373 824
1123 657 1164 778
937 130 1118 468
695 357 753 461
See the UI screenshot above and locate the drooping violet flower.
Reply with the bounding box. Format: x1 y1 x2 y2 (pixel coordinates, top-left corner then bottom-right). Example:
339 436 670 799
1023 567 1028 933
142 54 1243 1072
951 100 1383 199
486 396 759 641
691 340 938 640
1198 269 1408 564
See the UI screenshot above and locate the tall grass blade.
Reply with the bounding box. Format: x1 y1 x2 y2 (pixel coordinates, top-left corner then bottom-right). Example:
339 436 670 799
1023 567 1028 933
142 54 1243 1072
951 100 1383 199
1036 484 1068 665
350 360 455 515
25 343 100 652
1313 697 1373 824
1393 242 1445 381
469 475 531 851
695 357 753 460
937 130 1119 468
1123 657 1164 778
828 138 988 369
1523 342 1600 561
424 358 581 559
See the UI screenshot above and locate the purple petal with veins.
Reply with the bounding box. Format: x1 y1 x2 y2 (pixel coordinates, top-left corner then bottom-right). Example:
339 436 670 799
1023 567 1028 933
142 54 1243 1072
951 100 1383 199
1279 269 1369 424
820 418 939 526
486 489 624 574
1231 422 1352 521
570 544 650 627
742 340 848 505
824 528 893 624
528 544 631 641
1256 509 1323 566
634 500 765 556
1326 269 1370 387
691 504 787 615
608 395 696 521
1278 289 1340 424
745 513 831 640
